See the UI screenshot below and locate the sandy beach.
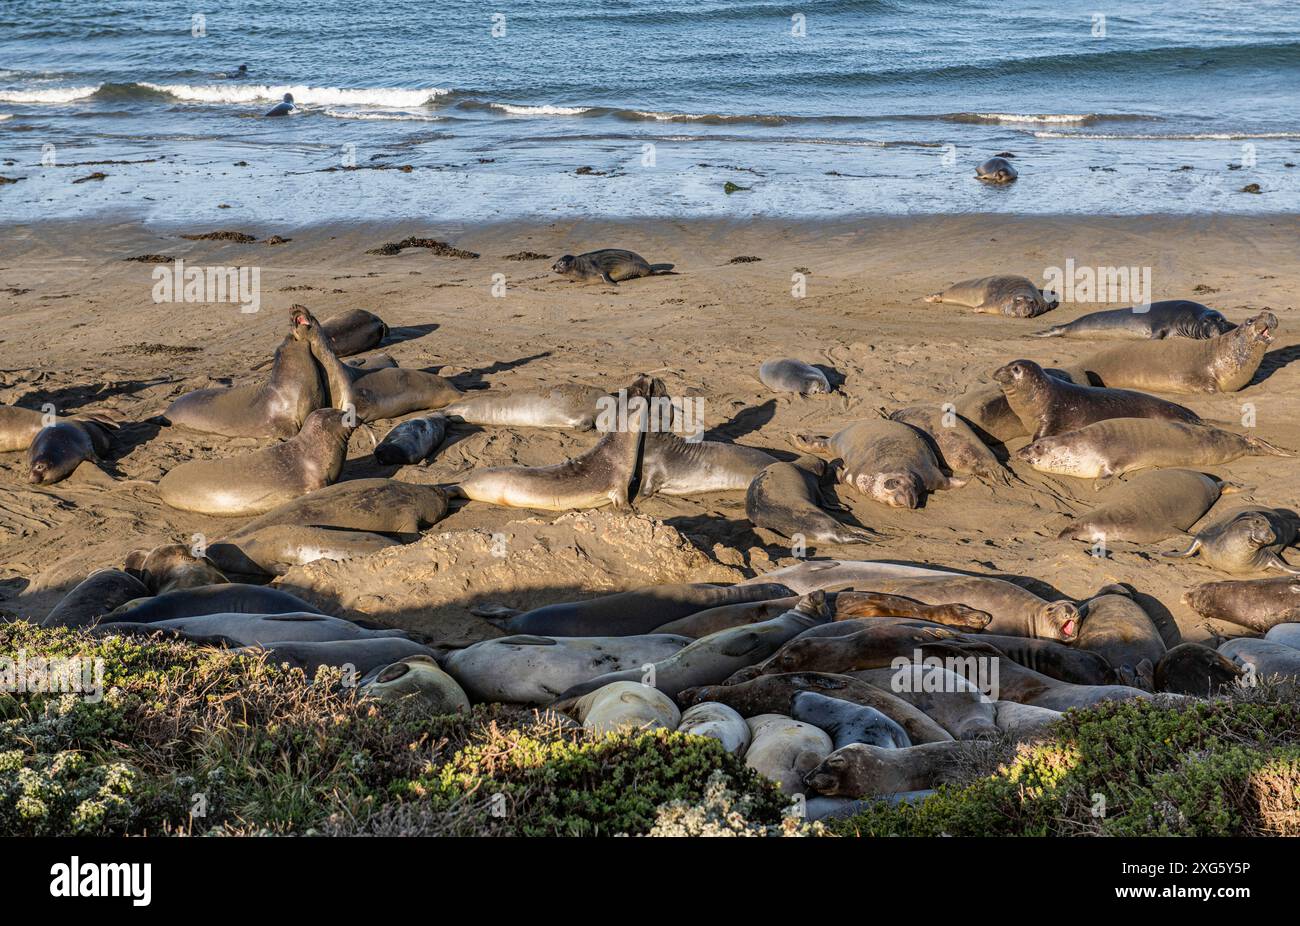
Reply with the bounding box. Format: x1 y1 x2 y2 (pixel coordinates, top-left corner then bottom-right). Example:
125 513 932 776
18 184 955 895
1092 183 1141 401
2 212 1297 647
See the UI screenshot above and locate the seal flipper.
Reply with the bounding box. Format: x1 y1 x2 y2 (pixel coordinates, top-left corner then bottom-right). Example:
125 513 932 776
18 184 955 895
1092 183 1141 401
470 603 523 623
1245 436 1295 457
1262 553 1300 575
600 271 618 286
791 432 832 453
1162 538 1202 559
648 263 674 274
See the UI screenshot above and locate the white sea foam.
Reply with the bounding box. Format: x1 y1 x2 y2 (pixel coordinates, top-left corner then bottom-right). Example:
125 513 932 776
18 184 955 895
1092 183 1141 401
1035 130 1300 140
489 103 591 115
0 85 100 103
142 83 451 107
324 109 444 122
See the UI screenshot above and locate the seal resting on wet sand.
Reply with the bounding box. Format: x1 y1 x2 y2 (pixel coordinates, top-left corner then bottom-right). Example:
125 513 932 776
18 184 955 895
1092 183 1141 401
552 249 674 285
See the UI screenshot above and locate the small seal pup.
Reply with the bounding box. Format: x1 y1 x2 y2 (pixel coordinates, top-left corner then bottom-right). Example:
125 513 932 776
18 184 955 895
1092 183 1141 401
101 583 324 623
1034 300 1236 340
804 741 973 798
744 713 833 795
924 275 1057 317
451 373 653 510
993 358 1201 439
1183 576 1300 632
360 656 470 715
1016 418 1292 480
564 681 680 734
677 702 751 755
1163 507 1300 575
745 455 874 545
164 309 323 439
26 417 116 484
1074 585 1166 690
374 414 447 465
857 574 1081 640
793 419 966 508
441 633 691 704
264 92 295 117
320 308 388 357
888 405 1012 486
41 569 150 628
790 691 910 749
440 384 608 430
1055 469 1227 544
1154 642 1244 695
552 249 674 285
975 156 1017 183
1066 311 1276 394
758 359 831 395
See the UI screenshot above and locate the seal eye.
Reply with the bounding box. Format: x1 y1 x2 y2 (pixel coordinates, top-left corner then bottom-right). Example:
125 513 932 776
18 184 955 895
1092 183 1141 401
885 478 900 489
828 756 846 770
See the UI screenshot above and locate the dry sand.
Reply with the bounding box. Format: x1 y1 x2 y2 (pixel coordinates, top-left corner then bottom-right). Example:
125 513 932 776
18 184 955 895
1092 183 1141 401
1 214 1297 647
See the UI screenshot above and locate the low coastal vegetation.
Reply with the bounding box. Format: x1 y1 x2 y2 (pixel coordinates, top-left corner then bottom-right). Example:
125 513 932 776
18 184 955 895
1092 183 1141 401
3 622 1297 837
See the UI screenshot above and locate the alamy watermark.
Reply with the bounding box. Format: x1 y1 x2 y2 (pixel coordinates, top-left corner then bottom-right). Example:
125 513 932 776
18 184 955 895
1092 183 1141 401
152 258 261 313
2 649 105 702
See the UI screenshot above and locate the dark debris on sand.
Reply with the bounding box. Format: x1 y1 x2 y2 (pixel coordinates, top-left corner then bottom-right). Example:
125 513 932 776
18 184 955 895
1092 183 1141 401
71 172 108 184
123 254 175 263
729 255 761 263
128 343 204 357
503 251 552 261
264 235 292 245
0 175 23 185
180 231 258 243
367 237 480 259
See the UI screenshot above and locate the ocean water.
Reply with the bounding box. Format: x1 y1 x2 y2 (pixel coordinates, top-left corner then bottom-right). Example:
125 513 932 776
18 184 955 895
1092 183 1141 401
1 0 1298 224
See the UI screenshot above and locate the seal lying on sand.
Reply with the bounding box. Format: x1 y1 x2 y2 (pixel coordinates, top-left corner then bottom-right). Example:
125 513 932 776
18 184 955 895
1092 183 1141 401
1056 469 1227 544
794 419 966 508
924 275 1056 317
565 681 680 734
42 569 149 628
1266 625 1300 650
374 414 447 465
1034 300 1236 340
994 359 1201 439
753 622 967 677
888 405 1011 486
441 633 691 704
27 417 116 484
320 308 388 357
1066 311 1276 394
1163 507 1300 575
745 455 873 545
677 702 751 754
124 544 227 594
637 430 776 498
452 373 652 510
165 310 323 439
0 405 46 452
552 249 674 285
758 359 831 395
953 367 1083 444
360 656 470 715
440 384 608 430
955 632 1115 686
1016 419 1291 480
102 583 324 623
206 525 401 577
974 156 1017 184
1155 642 1244 695
745 714 833 795
1074 585 1166 690
243 637 436 678
736 559 963 594
1183 576 1300 632
854 574 1081 641
804 740 973 798
853 665 996 740
224 478 448 536
101 612 406 646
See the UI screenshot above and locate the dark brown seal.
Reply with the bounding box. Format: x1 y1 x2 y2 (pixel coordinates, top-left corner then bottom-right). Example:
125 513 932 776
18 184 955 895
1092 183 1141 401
1183 576 1300 632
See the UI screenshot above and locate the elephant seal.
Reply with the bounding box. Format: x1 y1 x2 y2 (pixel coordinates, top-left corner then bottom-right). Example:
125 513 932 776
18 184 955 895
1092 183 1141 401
679 671 953 744
1154 642 1244 695
758 359 831 395
738 559 963 595
164 310 322 439
652 596 801 637
321 308 388 357
1016 419 1292 480
1056 469 1226 543
993 359 1201 439
804 741 973 798
123 544 227 594
552 593 833 702
374 414 447 465
226 478 449 536
102 583 324 623
924 275 1056 317
952 367 1085 444
1183 576 1300 632
744 713 833 795
348 368 462 422
854 665 997 740
1034 300 1235 340
441 633 690 704
158 407 353 516
360 656 470 715
1220 638 1300 689
835 592 991 630
103 612 406 646
1266 624 1300 650
860 574 1081 641
974 156 1017 183
957 632 1115 685
479 581 793 638
264 92 294 117
246 637 436 678
790 691 910 749
793 419 966 508
1066 311 1276 394
755 622 966 677
677 702 751 754
888 405 1012 486
993 701 1061 738
1074 586 1165 689
453 373 652 510
0 405 45 452
637 431 776 498
27 419 115 484
41 569 149 628
1164 507 1300 575
552 249 673 285
746 455 874 545
205 525 401 577
566 681 680 734
440 384 607 430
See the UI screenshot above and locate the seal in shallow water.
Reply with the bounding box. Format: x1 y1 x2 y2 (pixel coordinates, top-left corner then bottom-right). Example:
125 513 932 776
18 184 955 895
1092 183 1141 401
758 359 831 395
552 249 674 285
1033 300 1235 340
793 419 966 508
924 274 1056 317
974 156 1018 184
1163 507 1300 575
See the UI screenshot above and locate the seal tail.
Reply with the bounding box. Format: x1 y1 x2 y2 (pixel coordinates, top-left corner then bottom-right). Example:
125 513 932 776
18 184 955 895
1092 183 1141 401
1247 436 1295 457
648 263 675 274
923 292 943 304
1031 324 1066 338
